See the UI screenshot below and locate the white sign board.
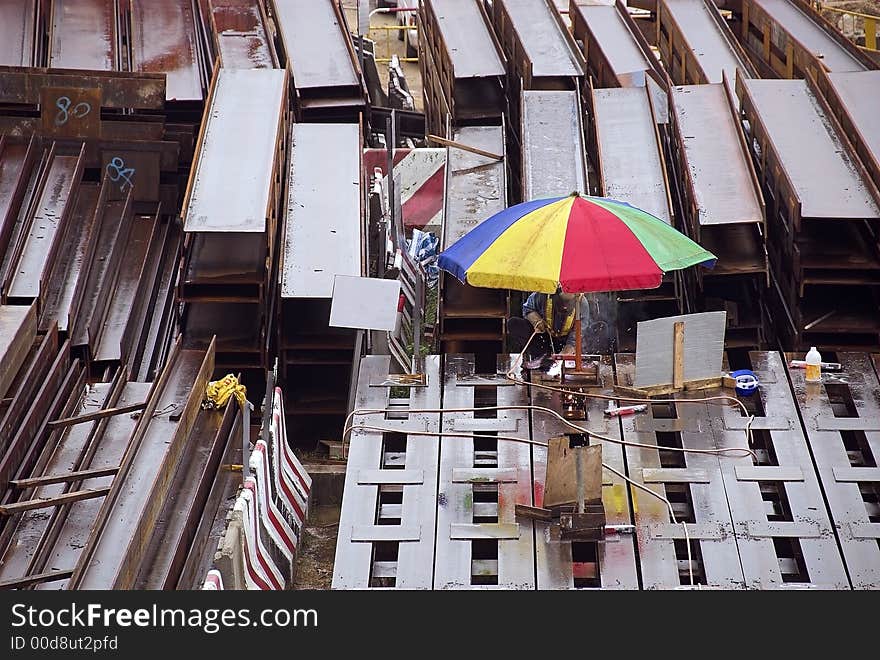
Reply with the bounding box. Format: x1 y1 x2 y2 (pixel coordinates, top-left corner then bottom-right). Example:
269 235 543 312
329 275 401 331
634 311 726 388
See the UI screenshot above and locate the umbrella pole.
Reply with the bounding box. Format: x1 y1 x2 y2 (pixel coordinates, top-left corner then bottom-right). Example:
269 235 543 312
574 295 583 372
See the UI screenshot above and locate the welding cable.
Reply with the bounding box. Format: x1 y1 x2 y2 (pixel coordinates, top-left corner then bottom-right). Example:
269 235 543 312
342 405 757 462
507 329 757 452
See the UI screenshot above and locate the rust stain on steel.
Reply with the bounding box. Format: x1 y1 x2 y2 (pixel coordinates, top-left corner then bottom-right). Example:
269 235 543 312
49 0 118 71
130 0 203 103
184 68 286 233
0 1 36 67
209 0 275 69
593 87 671 225
741 78 880 220
671 84 763 226
273 0 360 88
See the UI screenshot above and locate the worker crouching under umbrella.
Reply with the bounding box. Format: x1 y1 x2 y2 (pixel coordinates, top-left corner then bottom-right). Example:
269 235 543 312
508 288 581 363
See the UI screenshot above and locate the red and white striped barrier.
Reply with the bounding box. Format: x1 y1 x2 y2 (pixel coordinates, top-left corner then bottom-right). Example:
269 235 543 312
362 148 446 230
250 439 296 567
202 569 224 590
271 388 310 537
238 481 285 590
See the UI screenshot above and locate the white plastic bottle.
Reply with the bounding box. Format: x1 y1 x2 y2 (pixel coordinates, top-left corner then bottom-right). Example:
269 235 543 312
805 346 822 383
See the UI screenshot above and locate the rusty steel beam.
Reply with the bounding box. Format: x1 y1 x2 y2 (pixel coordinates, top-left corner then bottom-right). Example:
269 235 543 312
69 339 215 589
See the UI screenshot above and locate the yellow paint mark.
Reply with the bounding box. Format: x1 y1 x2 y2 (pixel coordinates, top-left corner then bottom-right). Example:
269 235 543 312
630 486 638 515
611 484 625 515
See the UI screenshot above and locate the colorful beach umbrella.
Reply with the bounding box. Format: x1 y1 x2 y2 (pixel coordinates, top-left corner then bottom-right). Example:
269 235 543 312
438 193 716 294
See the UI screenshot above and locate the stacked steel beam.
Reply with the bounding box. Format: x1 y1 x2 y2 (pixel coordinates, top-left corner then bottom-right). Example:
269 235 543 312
667 83 769 349
268 0 367 121
180 68 288 372
737 73 880 350
418 1 510 364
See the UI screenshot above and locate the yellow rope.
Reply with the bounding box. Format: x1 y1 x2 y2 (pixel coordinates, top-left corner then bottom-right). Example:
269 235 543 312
203 374 247 409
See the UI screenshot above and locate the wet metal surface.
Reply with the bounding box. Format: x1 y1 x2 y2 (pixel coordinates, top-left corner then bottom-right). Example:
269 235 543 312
209 0 275 69
530 357 639 589
786 352 880 589
94 215 157 362
272 0 359 89
572 5 651 81
0 383 112 582
435 355 534 589
714 352 848 588
443 126 507 250
73 347 212 589
281 123 361 299
49 0 117 71
0 1 36 66
35 383 151 590
671 84 763 226
130 0 203 102
495 0 582 78
184 68 286 233
752 0 867 72
593 87 671 225
332 356 441 589
660 0 754 84
429 0 505 78
7 153 82 300
40 184 99 333
521 90 587 199
740 78 880 220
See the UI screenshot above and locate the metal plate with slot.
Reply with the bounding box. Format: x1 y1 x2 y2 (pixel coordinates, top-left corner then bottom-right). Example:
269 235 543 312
634 417 700 433
815 417 880 432
350 526 421 542
641 468 710 484
357 470 424 485
451 468 518 484
450 523 520 540
649 523 724 540
724 417 792 431
451 418 518 432
734 466 804 482
745 521 821 539
832 467 880 483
